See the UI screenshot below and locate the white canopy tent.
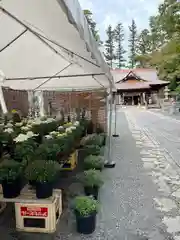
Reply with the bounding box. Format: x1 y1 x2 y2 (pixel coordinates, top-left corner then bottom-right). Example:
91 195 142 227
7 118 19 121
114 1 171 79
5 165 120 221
0 0 115 166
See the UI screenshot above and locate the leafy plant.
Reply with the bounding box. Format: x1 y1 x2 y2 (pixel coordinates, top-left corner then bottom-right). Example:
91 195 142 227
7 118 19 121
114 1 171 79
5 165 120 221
12 112 21 123
84 155 104 170
0 160 23 183
14 139 37 162
25 160 60 183
77 169 103 187
73 196 99 216
83 144 101 156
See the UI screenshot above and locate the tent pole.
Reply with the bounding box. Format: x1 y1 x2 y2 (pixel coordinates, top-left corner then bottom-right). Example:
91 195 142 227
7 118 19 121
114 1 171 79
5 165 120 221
104 83 116 168
112 92 119 137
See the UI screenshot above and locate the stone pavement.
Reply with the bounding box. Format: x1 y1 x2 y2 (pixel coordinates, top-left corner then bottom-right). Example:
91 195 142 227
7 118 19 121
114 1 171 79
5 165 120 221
0 111 178 239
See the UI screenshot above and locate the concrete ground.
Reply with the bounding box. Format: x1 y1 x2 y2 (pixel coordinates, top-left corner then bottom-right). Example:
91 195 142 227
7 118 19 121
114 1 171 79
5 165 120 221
1 108 180 239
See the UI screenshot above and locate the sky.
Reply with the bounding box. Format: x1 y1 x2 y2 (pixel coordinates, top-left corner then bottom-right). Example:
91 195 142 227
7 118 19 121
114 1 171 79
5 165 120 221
78 0 164 44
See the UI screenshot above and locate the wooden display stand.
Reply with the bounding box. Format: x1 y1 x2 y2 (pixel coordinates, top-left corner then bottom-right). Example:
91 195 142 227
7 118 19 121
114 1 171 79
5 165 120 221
62 150 78 170
0 185 62 233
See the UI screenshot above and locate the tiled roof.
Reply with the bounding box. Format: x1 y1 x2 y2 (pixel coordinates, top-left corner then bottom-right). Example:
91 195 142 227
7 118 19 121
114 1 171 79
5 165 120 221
111 68 160 83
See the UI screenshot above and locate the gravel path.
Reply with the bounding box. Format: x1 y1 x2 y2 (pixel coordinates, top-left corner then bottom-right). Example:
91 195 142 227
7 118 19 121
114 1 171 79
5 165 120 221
0 110 176 239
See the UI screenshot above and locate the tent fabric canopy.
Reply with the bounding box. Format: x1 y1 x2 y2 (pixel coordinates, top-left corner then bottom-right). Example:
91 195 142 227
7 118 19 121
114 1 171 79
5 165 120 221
0 0 114 91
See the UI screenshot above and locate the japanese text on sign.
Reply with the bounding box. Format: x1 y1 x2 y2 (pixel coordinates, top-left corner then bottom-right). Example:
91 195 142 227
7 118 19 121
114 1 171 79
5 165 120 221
20 207 48 217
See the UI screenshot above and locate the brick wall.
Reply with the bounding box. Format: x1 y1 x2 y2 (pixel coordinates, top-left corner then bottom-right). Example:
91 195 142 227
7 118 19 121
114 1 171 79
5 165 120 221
1 89 107 130
3 88 29 116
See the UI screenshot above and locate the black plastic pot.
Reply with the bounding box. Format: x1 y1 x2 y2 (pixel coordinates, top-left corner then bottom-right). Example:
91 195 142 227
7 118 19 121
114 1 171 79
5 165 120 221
84 186 99 200
75 211 96 234
2 178 22 198
35 182 53 199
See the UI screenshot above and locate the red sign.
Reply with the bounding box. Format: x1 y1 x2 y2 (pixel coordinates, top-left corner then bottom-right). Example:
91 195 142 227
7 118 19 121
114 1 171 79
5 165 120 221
20 207 48 217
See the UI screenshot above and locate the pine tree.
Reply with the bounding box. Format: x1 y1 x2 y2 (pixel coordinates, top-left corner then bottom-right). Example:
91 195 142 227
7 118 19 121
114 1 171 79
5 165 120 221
114 23 126 68
128 19 137 68
104 25 115 68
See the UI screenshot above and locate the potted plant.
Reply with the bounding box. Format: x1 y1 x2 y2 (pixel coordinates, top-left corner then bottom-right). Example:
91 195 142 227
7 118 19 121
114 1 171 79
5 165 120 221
83 144 101 156
84 155 104 171
73 196 99 234
25 160 60 199
78 169 103 200
0 160 23 198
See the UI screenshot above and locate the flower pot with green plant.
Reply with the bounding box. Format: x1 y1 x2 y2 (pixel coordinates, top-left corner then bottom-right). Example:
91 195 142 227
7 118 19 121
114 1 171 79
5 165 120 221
84 155 104 171
78 169 103 200
73 196 99 234
0 160 23 198
25 160 60 199
83 144 101 156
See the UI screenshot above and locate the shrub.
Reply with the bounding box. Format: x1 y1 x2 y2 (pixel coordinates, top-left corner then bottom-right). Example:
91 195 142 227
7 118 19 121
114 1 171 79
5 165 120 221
73 196 99 216
84 155 104 170
77 169 104 188
25 160 60 183
0 160 23 183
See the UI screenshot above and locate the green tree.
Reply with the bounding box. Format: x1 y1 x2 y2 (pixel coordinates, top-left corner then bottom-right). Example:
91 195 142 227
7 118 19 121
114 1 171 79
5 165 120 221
114 23 126 68
104 25 115 67
83 9 102 45
128 19 137 68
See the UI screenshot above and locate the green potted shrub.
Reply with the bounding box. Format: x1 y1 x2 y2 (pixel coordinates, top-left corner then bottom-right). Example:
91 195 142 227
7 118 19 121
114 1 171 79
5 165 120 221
0 160 23 198
83 144 101 156
25 160 60 199
78 169 103 200
73 196 99 234
84 155 104 171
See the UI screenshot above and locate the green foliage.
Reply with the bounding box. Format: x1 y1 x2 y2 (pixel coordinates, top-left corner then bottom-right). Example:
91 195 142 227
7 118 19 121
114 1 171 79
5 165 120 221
25 160 60 183
12 112 21 124
83 144 101 156
0 160 23 182
128 19 137 68
73 196 99 216
104 25 115 67
14 139 37 162
84 155 104 170
81 134 104 147
114 23 126 68
77 169 104 187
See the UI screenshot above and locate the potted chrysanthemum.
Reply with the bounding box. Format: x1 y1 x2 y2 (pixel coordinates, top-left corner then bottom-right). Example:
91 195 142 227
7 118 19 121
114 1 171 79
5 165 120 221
84 155 104 171
73 196 99 234
0 160 23 198
25 160 60 199
77 169 103 200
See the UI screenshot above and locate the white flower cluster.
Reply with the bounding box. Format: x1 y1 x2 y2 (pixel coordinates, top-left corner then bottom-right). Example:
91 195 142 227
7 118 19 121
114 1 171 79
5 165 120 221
4 128 14 133
31 117 55 126
14 131 38 143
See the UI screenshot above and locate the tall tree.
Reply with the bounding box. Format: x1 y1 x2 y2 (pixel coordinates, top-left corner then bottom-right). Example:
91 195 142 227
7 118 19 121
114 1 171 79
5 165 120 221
83 9 102 44
104 25 115 67
114 23 126 68
128 19 137 68
135 29 151 68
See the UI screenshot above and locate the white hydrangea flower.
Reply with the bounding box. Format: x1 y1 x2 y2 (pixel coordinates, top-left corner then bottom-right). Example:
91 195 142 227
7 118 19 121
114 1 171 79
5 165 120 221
26 131 38 137
74 121 79 126
58 126 64 131
70 126 76 130
14 134 29 143
6 123 13 128
21 126 29 132
4 128 14 133
50 131 58 136
0 123 4 127
15 122 23 127
45 118 55 123
45 135 53 139
65 128 72 133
